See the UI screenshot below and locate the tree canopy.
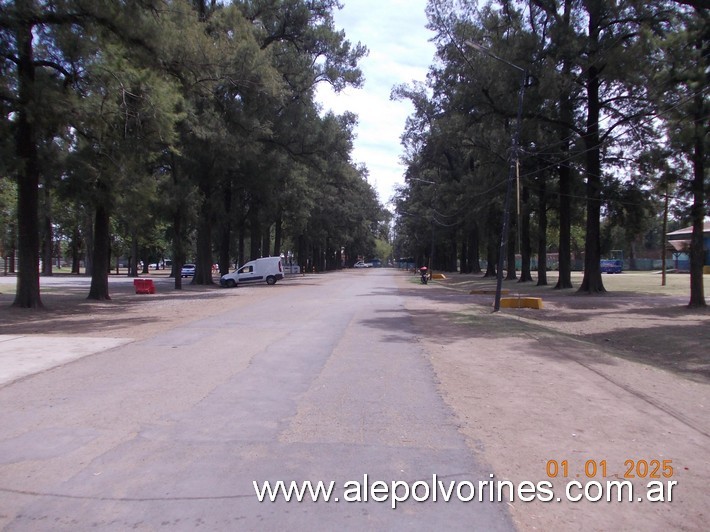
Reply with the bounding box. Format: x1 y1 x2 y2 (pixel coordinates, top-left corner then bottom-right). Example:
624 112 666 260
1 0 384 306
393 0 708 307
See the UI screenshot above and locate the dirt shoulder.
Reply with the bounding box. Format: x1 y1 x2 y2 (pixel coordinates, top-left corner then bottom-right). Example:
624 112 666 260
399 271 709 531
0 272 259 339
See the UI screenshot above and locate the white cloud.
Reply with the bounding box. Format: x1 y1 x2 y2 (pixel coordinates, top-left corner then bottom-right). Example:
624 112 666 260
315 0 436 208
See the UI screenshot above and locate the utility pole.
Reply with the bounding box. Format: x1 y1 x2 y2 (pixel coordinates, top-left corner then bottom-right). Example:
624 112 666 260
465 41 527 312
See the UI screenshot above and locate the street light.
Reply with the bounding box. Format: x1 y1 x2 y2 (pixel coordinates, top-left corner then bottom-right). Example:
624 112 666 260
464 40 527 312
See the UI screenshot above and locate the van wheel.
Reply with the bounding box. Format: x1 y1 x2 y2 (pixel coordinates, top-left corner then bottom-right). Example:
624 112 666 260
266 276 276 285
226 279 236 288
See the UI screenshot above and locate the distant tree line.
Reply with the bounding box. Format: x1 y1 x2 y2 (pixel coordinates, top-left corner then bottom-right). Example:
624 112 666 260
393 0 708 307
1 0 388 308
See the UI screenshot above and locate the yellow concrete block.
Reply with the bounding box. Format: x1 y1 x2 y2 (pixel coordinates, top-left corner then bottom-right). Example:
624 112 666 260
499 297 543 309
431 273 447 280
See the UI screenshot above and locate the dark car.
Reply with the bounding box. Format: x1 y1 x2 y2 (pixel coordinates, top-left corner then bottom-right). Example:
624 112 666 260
181 263 196 277
600 259 622 274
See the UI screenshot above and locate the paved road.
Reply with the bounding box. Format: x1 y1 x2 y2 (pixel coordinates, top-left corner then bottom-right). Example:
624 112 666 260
0 270 513 530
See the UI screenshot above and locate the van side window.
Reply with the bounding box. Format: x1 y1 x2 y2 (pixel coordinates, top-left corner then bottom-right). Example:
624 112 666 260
240 265 253 273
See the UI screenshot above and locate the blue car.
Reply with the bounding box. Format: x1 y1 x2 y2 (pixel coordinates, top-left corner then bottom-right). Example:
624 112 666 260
600 259 622 274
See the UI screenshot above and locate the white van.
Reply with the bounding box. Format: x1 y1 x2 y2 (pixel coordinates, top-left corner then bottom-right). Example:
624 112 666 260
220 256 284 288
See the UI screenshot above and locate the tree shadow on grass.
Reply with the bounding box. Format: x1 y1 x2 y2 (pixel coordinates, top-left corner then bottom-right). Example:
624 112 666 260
387 276 710 384
581 322 710 384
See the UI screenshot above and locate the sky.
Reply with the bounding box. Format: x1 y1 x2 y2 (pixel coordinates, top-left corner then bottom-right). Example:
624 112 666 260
315 0 438 209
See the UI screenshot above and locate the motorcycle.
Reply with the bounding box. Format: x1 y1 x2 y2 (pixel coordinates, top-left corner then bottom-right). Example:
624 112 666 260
419 266 429 285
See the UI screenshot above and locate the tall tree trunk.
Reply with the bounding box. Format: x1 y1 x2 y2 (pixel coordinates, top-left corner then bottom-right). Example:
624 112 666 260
428 222 435 271
55 239 61 270
688 87 706 307
12 12 42 308
484 208 497 277
238 225 245 268
262 225 271 258
325 238 332 270
71 226 81 274
218 184 232 276
218 227 231 276
141 248 150 274
84 212 94 276
519 184 533 282
469 222 481 273
579 0 606 294
273 209 283 257
249 205 261 260
449 231 458 272
129 231 139 277
41 184 53 276
88 202 111 300
312 244 321 272
505 226 517 280
41 213 53 275
194 173 214 285
8 244 16 274
298 234 306 273
661 191 669 287
555 0 575 290
555 159 574 289
484 238 497 277
460 229 468 273
537 175 548 286
172 208 184 290
170 154 184 288
194 209 214 285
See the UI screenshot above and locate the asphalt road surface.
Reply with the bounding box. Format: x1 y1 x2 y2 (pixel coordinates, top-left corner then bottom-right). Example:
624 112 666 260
0 270 513 530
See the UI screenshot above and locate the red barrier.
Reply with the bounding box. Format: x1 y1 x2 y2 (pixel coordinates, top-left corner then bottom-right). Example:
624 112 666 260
133 279 155 294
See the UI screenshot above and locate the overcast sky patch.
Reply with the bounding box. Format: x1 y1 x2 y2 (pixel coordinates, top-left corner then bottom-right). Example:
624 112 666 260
315 0 436 208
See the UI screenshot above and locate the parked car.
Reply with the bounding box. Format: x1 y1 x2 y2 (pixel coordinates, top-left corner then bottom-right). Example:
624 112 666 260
282 263 301 274
181 263 196 277
220 257 284 287
600 259 623 274
353 261 371 268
